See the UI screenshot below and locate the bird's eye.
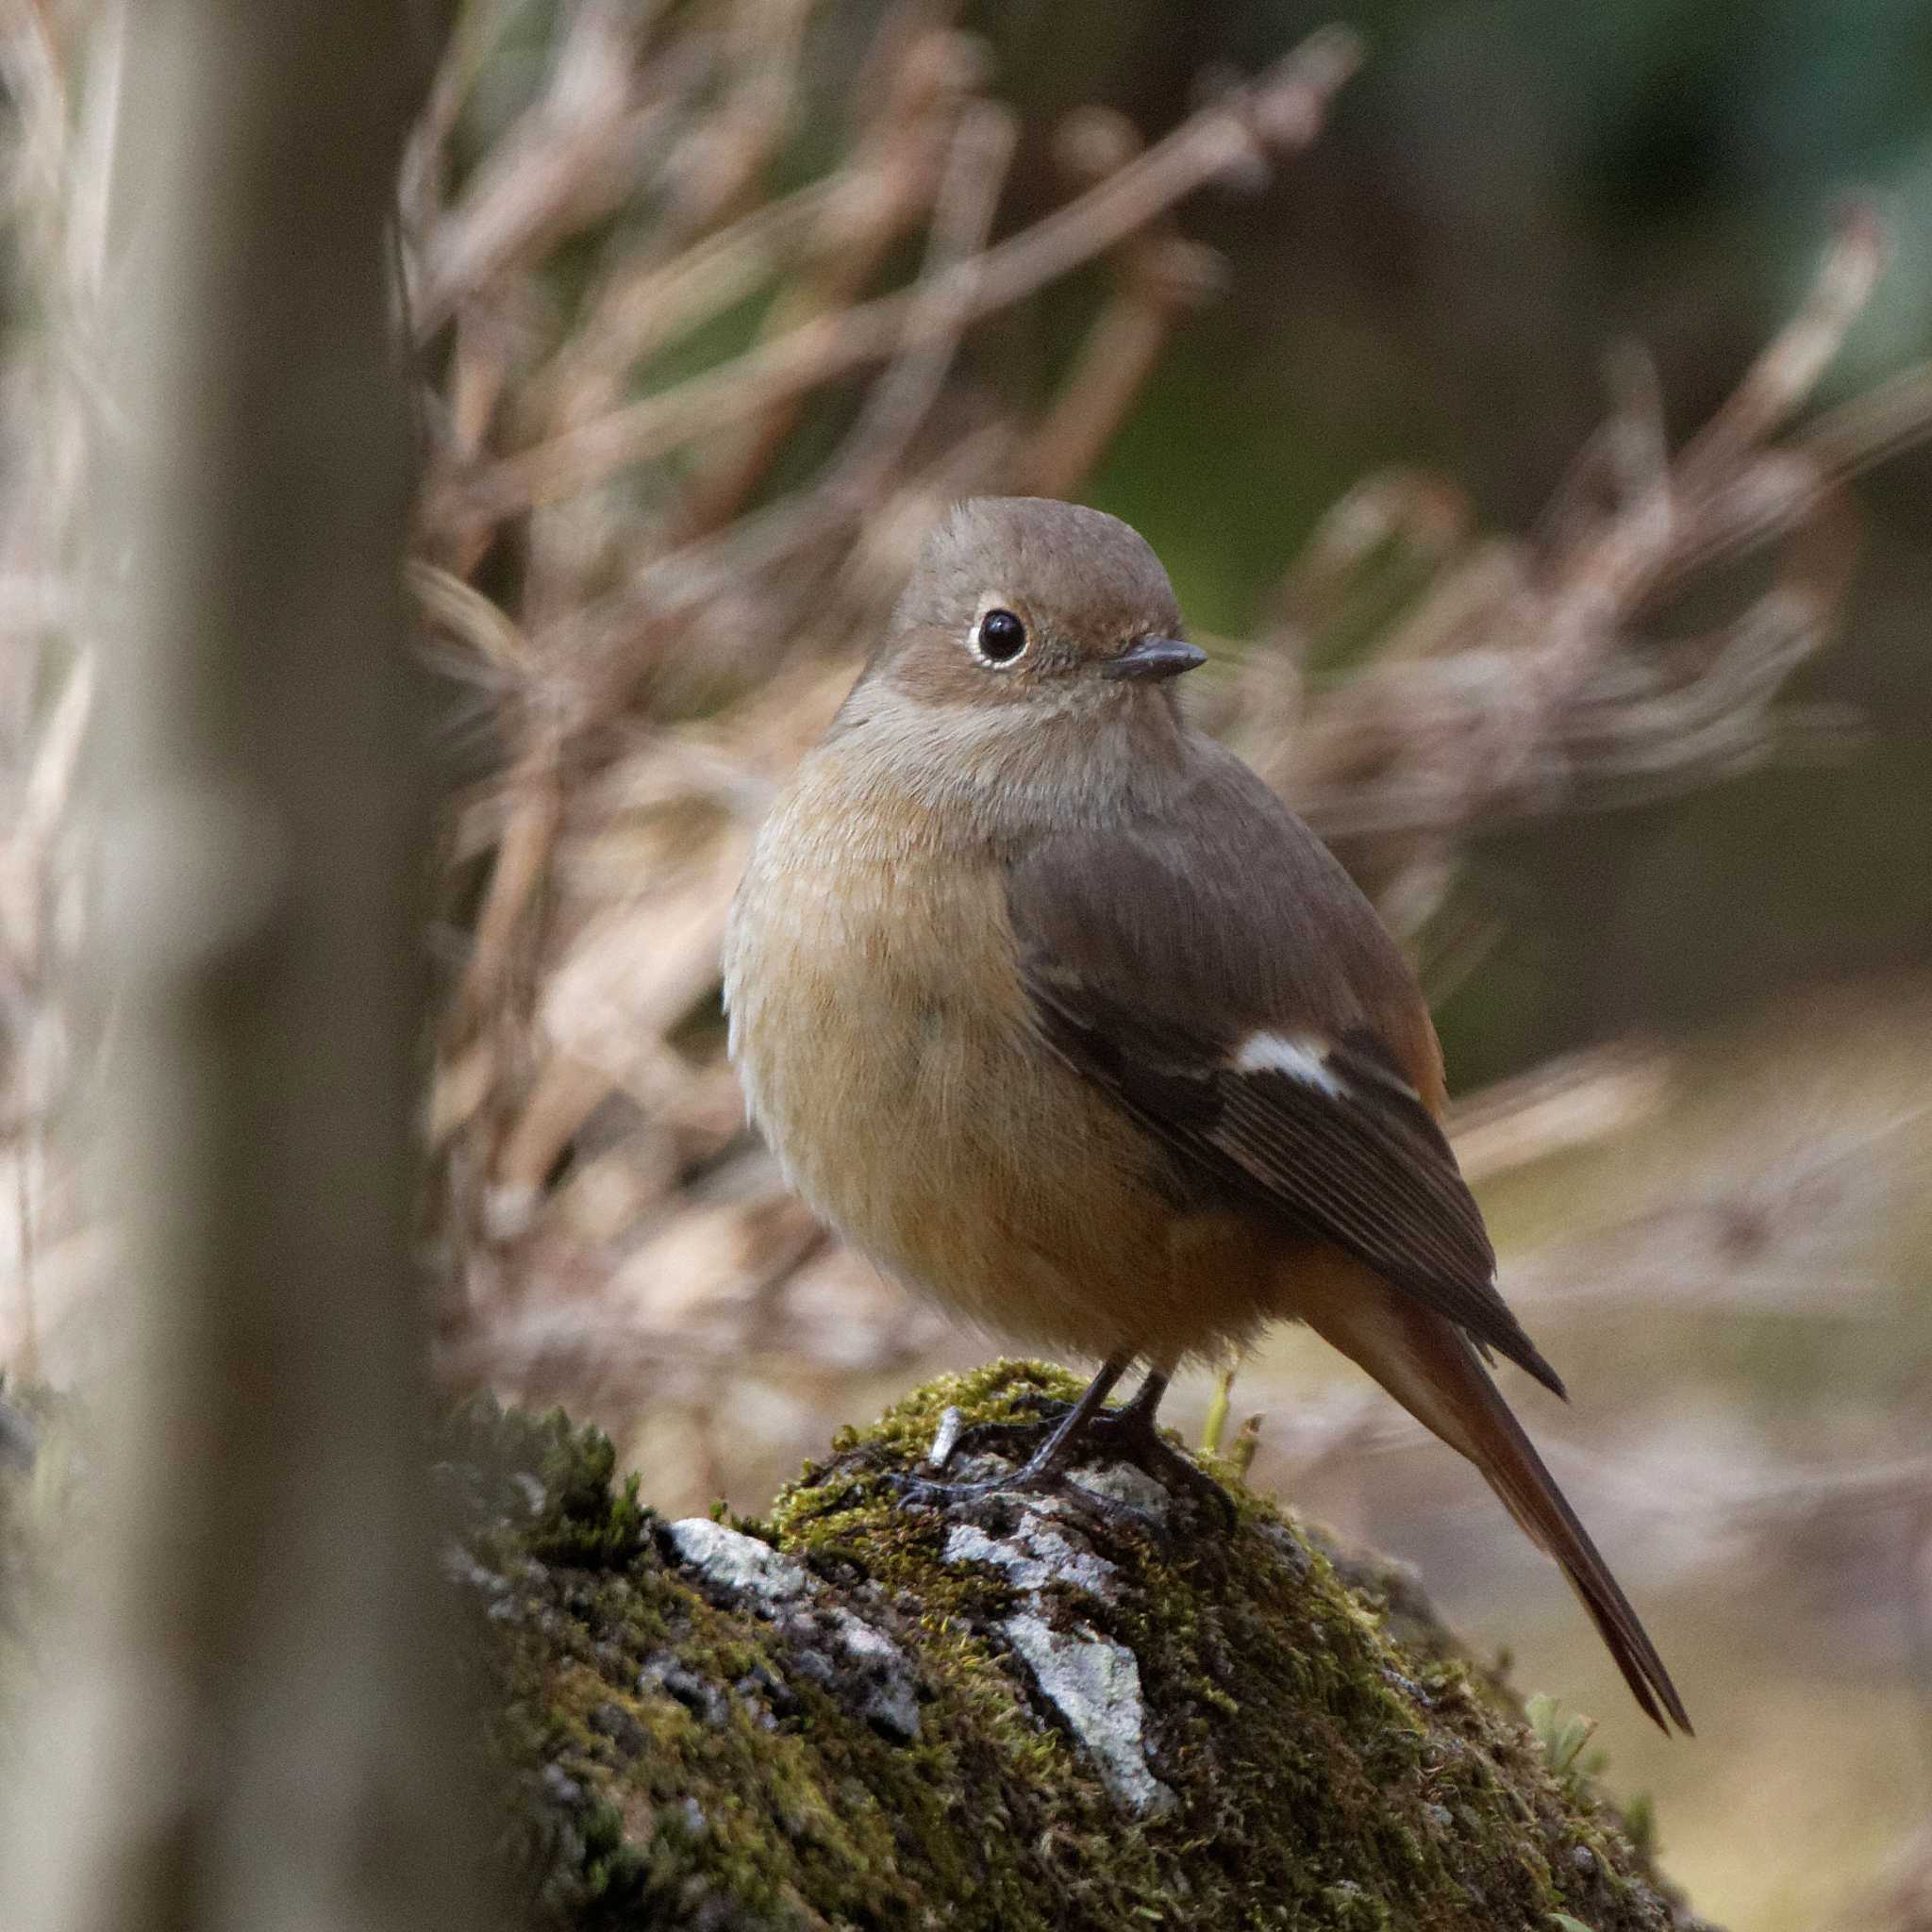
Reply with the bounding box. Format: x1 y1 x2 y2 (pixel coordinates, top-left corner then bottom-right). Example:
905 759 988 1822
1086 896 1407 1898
973 608 1027 666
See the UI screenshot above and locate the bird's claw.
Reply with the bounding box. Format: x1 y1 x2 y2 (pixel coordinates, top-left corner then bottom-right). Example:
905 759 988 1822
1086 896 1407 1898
888 1460 1163 1536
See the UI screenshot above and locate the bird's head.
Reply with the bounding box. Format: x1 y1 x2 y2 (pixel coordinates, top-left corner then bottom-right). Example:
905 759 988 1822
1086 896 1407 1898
869 496 1204 713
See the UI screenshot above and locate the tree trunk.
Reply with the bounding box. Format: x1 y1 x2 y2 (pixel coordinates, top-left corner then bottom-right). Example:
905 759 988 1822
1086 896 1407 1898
0 7 497 1928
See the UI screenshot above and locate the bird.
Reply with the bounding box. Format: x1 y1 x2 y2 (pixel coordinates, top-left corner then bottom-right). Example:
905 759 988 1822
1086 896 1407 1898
722 494 1690 1734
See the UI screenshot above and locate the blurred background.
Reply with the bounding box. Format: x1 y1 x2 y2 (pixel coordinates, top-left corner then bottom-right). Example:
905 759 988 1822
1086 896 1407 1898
3 2 1929 1926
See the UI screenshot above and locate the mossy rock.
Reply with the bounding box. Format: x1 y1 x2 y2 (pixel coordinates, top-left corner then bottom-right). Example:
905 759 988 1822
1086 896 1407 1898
443 1360 1712 1931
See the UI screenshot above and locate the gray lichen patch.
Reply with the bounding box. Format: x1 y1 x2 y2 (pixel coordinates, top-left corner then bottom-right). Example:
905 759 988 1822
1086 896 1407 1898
665 1516 923 1740
941 1508 1123 1598
443 1365 1714 1932
937 1486 1170 1812
1001 1608 1174 1816
666 1517 816 1606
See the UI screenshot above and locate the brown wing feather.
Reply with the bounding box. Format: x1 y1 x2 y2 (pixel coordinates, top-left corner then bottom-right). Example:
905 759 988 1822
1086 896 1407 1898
1006 741 1563 1395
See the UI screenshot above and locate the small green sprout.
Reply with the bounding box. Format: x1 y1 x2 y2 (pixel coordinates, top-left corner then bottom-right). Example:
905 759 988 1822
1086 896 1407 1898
1525 1691 1598 1780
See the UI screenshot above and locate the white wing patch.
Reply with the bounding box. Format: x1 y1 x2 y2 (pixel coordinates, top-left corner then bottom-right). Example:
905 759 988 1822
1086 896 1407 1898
1232 1031 1347 1096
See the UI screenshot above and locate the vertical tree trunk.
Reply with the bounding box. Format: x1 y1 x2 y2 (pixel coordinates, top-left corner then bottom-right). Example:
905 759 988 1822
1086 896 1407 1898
2 6 494 1928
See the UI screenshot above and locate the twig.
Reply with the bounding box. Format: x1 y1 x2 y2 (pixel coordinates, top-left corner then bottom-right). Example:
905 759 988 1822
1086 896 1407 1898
413 2 690 334
440 25 1361 525
1677 204 1888 489
658 27 984 542
1801 359 1932 481
1016 234 1225 500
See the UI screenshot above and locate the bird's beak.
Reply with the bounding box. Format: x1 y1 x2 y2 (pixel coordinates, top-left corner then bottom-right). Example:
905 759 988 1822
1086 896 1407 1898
1102 636 1208 682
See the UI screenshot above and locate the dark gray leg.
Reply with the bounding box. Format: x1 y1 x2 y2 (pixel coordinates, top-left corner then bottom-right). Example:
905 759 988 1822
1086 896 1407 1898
896 1354 1133 1505
898 1356 1236 1525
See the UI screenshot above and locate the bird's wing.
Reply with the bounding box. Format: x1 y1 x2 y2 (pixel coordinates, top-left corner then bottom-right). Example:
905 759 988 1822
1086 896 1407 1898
1005 746 1563 1396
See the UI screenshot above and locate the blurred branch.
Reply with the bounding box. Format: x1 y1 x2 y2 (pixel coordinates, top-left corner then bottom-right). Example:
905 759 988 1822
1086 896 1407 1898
1232 211 1915 877
1445 1041 1673 1187
413 0 676 335
1802 360 1932 483
1013 107 1228 498
430 24 1361 528
654 23 991 545
1677 204 1888 488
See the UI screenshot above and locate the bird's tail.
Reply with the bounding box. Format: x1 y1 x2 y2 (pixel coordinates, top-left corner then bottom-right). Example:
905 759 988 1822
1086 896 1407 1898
1287 1255 1692 1735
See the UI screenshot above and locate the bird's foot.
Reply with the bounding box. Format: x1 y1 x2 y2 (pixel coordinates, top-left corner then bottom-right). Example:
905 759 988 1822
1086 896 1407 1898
901 1386 1238 1530
887 1456 1160 1536
1074 1402 1240 1530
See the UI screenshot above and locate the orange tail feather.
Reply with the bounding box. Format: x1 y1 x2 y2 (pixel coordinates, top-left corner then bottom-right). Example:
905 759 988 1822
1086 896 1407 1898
1289 1255 1691 1735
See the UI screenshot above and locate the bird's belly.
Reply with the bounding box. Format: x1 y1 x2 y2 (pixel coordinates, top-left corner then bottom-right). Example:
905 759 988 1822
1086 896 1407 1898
724 842 1276 1359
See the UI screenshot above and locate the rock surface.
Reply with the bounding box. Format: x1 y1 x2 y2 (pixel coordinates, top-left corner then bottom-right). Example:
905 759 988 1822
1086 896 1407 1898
441 1361 1715 1932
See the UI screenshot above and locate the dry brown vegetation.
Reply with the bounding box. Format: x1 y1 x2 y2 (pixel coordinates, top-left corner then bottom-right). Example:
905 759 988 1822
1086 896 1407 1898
3 4 1930 1924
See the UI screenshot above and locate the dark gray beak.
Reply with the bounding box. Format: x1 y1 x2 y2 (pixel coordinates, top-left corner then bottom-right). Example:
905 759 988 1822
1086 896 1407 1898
1102 636 1208 682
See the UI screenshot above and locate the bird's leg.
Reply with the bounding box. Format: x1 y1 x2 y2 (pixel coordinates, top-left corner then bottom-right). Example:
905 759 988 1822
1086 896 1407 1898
921 1370 1114 1470
898 1356 1237 1526
1073 1369 1239 1526
896 1355 1131 1503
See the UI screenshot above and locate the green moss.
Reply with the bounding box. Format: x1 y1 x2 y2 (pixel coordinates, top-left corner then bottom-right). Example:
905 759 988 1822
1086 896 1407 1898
450 1363 1701 1931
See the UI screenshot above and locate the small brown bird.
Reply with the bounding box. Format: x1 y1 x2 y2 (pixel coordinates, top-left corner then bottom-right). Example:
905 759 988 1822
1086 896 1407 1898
724 496 1690 1733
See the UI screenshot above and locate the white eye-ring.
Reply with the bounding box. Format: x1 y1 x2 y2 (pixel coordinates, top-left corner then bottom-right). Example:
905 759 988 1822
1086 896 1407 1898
970 607 1028 667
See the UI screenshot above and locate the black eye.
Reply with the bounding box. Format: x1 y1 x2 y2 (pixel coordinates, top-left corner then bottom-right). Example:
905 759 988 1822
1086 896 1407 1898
974 608 1027 665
